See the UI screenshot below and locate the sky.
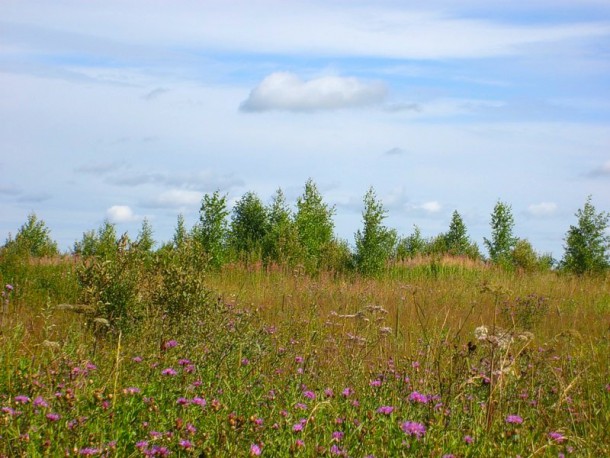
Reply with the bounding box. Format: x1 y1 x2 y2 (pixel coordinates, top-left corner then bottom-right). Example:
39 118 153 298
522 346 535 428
1 0 609 259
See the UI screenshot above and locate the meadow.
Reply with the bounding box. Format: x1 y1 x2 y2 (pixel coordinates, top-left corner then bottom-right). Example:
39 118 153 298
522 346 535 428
1 250 609 457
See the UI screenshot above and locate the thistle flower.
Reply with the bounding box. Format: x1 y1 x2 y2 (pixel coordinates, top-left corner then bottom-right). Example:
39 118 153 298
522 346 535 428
506 414 523 424
250 443 262 456
162 340 178 350
548 431 566 443
376 406 394 415
33 396 49 408
46 412 61 422
408 391 429 404
161 367 177 376
401 421 426 438
179 440 193 449
14 395 30 404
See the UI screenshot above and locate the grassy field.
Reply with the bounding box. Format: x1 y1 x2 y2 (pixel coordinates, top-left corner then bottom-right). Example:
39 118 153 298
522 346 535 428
1 256 609 457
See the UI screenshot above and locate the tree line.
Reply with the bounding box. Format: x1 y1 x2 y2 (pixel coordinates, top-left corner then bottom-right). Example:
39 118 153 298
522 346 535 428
3 179 609 276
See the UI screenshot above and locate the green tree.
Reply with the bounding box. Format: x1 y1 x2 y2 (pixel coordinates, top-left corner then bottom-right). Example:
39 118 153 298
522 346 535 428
561 196 610 274
73 220 119 258
510 239 554 272
230 191 268 261
172 214 188 249
445 210 469 255
4 213 59 257
396 226 426 260
354 187 397 275
135 218 155 252
484 200 518 264
294 179 335 272
192 191 230 269
264 188 301 266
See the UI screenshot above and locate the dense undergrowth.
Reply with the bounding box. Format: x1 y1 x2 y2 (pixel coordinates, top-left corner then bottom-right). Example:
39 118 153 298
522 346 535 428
0 249 609 457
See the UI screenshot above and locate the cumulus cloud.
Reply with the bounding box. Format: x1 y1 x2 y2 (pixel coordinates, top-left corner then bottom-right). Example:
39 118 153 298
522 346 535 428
527 202 558 217
240 72 387 112
589 160 610 177
419 201 442 214
143 189 203 209
106 205 140 223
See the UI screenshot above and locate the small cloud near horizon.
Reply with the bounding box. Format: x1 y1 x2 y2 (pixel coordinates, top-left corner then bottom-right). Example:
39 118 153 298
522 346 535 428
106 205 140 223
527 202 558 217
240 72 387 112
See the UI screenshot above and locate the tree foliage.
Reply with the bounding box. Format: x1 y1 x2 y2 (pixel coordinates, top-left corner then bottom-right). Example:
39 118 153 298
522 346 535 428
3 213 59 257
230 191 268 261
484 200 518 264
192 191 229 269
264 188 300 266
561 196 610 274
295 179 335 272
73 220 119 258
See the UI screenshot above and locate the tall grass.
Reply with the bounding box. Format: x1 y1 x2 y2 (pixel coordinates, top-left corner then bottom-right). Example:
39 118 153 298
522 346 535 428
0 255 608 456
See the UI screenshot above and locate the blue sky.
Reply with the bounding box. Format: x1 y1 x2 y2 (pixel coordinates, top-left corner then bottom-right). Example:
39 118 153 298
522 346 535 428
1 0 609 258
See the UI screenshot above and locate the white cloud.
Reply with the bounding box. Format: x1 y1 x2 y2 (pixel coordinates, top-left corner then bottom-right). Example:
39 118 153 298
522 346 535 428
106 205 139 223
527 202 558 217
240 72 387 112
146 190 203 209
419 201 442 214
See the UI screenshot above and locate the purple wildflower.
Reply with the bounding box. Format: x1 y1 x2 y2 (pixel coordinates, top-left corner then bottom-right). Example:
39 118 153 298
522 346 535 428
341 387 354 397
548 431 566 443
5 284 13 291
464 435 474 444
332 431 344 441
376 405 394 415
408 391 429 404
191 397 206 407
295 356 304 364
506 414 524 425
241 358 250 366
324 388 334 398
303 390 316 400
369 379 382 387
162 340 178 350
250 443 262 456
179 440 193 449
330 445 346 456
46 412 61 422
401 421 426 438
79 448 100 456
161 367 177 376
14 395 30 404
35 396 53 411
132 356 143 363
176 397 189 406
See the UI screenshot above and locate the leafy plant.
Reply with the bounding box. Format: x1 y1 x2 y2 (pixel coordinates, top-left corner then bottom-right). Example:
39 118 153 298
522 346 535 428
229 191 268 263
3 212 59 257
294 179 335 272
561 195 610 274
484 200 518 266
354 187 397 276
192 191 230 270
